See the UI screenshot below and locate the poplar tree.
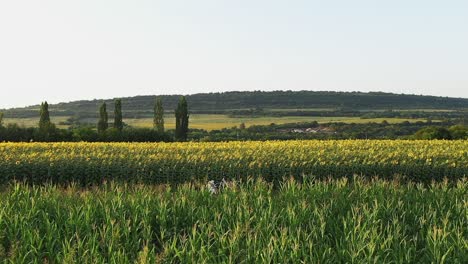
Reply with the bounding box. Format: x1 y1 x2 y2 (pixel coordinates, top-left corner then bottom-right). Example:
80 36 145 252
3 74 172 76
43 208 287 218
114 99 123 131
97 102 108 133
39 101 51 131
175 96 189 141
0 112 3 127
153 97 165 133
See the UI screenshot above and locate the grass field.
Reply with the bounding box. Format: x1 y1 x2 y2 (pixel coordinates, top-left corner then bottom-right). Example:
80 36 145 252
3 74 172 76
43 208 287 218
4 114 432 131
0 178 466 263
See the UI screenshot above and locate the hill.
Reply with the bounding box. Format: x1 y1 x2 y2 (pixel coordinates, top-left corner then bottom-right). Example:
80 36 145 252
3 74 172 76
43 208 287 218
2 90 468 119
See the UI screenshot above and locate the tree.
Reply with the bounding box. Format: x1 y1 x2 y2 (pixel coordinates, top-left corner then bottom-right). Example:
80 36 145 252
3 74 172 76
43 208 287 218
413 126 451 140
39 101 51 131
448 125 468 139
175 96 189 141
114 99 123 131
0 112 3 127
97 102 108 133
153 97 165 133
36 101 58 141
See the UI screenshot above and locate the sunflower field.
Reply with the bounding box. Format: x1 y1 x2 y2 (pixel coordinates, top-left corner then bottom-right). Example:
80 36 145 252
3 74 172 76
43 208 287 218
0 140 466 185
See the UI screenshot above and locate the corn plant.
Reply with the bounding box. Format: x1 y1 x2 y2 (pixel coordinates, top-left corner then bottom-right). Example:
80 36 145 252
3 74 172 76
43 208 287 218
0 178 466 263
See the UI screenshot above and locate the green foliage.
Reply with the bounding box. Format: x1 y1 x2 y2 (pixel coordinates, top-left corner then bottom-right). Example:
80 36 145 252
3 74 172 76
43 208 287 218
153 97 165 133
414 126 452 140
189 121 460 141
113 99 123 131
449 125 468 139
96 127 171 142
0 125 171 143
0 117 462 142
97 102 108 133
175 96 189 141
34 123 59 142
72 126 99 141
0 178 466 263
38 101 51 131
0 112 3 127
36 101 57 141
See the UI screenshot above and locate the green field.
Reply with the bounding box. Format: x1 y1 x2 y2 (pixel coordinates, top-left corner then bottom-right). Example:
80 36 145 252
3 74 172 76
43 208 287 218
4 114 434 131
0 140 466 262
0 178 466 263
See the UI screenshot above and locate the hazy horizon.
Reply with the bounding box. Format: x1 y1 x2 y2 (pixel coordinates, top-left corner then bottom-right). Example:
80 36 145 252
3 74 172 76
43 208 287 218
1 0 467 109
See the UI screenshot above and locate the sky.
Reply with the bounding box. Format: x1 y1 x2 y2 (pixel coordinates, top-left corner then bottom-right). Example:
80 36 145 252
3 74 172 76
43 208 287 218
0 0 467 109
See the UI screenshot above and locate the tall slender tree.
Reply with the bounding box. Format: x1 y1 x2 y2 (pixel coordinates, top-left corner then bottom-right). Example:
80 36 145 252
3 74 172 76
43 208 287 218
97 102 108 133
153 97 165 133
114 99 123 131
39 101 51 131
0 112 4 127
175 96 189 141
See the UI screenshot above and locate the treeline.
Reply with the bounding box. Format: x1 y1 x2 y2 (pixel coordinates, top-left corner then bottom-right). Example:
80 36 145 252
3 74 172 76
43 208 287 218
189 121 468 141
0 97 189 142
0 124 173 142
3 90 467 119
1 120 466 143
228 108 467 120
1 101 467 142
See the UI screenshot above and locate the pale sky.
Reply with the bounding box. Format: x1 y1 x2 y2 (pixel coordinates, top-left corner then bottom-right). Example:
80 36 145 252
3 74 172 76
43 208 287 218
1 0 467 109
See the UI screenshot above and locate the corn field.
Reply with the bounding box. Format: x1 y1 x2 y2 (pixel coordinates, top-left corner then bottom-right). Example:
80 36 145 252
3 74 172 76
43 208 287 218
0 178 466 263
0 140 466 185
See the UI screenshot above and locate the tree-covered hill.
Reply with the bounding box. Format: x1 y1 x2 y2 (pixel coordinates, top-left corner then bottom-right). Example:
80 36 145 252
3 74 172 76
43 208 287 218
3 90 468 118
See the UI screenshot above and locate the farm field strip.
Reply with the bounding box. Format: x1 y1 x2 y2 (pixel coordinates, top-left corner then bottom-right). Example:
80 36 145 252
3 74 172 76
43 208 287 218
126 116 433 130
0 178 466 263
0 140 466 185
4 114 433 131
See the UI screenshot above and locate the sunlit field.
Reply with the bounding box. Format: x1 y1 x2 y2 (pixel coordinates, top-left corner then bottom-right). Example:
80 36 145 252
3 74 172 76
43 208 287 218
126 115 432 130
1 140 465 185
2 114 433 131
